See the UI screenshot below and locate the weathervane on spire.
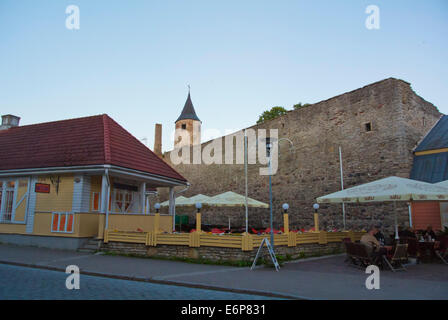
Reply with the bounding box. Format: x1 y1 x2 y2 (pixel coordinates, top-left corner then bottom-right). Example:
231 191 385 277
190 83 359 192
187 84 191 93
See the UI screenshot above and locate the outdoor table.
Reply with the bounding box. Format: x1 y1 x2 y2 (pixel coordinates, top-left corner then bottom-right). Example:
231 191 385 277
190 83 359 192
417 241 439 262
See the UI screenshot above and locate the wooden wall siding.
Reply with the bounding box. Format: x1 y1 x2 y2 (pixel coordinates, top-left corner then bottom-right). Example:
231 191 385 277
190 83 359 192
411 201 442 230
72 175 91 213
107 214 172 233
81 175 91 212
12 178 29 222
33 212 99 237
90 175 102 211
26 176 38 233
35 174 74 213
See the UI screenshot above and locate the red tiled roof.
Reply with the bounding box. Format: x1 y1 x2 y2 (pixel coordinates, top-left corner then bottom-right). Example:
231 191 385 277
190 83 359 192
0 114 187 182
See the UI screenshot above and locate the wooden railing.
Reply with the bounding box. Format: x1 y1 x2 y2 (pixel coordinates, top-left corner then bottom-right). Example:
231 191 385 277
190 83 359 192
103 212 364 251
104 230 364 251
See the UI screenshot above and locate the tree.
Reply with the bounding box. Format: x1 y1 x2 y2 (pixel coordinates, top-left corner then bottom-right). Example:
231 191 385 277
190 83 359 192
257 106 288 124
293 102 312 110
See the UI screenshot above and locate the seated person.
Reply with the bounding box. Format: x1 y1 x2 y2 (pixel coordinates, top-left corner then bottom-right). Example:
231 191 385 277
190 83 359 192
423 225 437 240
400 227 416 239
361 225 388 257
373 225 386 245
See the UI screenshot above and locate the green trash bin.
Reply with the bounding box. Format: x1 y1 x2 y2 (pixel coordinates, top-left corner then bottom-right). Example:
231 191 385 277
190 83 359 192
175 215 189 231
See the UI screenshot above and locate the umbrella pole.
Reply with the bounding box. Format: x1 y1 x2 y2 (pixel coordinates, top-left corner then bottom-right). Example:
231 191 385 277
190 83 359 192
244 132 249 234
394 201 399 240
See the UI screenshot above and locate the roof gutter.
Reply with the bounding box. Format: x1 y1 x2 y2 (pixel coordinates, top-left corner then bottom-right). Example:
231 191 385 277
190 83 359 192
0 164 188 186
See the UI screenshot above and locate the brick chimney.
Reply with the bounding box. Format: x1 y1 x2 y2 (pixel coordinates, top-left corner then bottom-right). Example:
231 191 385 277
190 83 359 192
154 123 162 157
0 114 20 130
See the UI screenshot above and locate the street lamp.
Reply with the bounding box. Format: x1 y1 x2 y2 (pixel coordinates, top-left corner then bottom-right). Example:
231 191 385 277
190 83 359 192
264 137 276 246
195 202 202 213
261 137 293 246
313 203 320 232
195 202 202 232
154 203 161 214
282 203 289 213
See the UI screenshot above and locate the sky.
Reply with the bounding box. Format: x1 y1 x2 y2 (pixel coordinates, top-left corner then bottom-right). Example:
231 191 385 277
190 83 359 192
1 0 447 151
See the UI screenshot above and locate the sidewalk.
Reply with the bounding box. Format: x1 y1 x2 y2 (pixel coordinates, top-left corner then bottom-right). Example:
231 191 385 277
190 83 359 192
0 243 447 299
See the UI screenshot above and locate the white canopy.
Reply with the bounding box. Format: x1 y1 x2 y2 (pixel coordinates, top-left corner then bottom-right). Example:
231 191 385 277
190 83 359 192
317 176 448 240
182 194 212 206
435 180 448 188
206 191 269 208
160 196 189 207
317 176 448 204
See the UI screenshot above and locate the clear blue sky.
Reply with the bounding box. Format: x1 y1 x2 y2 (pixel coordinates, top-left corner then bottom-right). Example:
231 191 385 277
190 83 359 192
1 0 447 151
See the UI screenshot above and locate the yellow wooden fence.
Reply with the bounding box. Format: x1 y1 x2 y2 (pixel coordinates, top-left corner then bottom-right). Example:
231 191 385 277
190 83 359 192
103 212 364 251
104 229 364 251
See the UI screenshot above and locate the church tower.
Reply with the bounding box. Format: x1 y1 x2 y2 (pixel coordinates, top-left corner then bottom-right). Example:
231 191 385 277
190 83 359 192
174 89 201 148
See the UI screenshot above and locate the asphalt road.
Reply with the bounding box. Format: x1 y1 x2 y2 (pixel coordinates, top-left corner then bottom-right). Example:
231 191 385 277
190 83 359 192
0 263 274 300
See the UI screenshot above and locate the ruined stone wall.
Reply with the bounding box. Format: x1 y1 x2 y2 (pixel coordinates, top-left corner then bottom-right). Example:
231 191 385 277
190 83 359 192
159 78 441 233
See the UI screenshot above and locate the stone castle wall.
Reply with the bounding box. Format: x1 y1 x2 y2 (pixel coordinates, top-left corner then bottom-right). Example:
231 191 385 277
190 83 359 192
158 78 441 233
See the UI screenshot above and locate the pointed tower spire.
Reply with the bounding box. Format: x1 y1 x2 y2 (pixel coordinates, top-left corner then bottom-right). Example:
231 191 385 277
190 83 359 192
176 88 201 123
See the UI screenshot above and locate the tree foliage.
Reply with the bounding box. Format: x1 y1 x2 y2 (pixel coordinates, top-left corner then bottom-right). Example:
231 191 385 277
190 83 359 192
256 106 288 124
293 102 312 110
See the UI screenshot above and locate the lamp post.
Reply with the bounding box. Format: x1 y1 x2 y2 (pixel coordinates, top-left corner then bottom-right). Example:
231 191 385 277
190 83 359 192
154 203 161 214
259 137 294 245
313 203 320 232
282 203 289 234
195 202 202 232
265 137 275 246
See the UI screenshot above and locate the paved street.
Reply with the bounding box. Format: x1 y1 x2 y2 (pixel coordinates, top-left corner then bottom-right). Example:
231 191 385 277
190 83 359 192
0 263 273 300
0 244 447 300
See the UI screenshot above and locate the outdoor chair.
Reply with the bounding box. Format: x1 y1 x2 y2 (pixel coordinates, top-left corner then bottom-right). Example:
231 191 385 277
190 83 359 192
435 236 448 265
382 243 408 272
345 243 378 269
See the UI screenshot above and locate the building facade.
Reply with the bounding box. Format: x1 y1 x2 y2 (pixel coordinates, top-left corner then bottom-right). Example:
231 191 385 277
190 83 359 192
0 114 187 249
161 78 442 232
410 115 448 230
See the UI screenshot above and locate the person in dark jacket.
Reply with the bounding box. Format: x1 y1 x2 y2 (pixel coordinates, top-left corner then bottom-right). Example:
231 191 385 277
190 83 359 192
423 225 437 240
374 224 386 245
400 227 416 239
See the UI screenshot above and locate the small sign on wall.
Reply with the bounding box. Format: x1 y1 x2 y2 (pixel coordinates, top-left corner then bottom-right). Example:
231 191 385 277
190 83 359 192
35 183 50 193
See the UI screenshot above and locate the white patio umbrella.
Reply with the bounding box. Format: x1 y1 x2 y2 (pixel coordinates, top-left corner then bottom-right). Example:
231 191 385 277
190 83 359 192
316 176 448 239
183 194 212 206
207 191 269 208
206 191 269 231
160 196 189 207
435 180 448 188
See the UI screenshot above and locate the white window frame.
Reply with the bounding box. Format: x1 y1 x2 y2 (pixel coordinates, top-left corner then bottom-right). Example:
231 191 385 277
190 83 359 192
0 178 30 224
91 192 101 212
51 212 75 234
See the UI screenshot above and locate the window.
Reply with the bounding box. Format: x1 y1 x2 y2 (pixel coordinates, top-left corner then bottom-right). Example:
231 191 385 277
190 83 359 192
51 212 74 233
364 122 372 132
1 180 16 221
181 124 186 130
92 192 100 211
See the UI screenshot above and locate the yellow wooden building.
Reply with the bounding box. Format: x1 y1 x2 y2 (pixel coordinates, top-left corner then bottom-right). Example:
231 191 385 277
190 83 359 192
0 114 187 249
